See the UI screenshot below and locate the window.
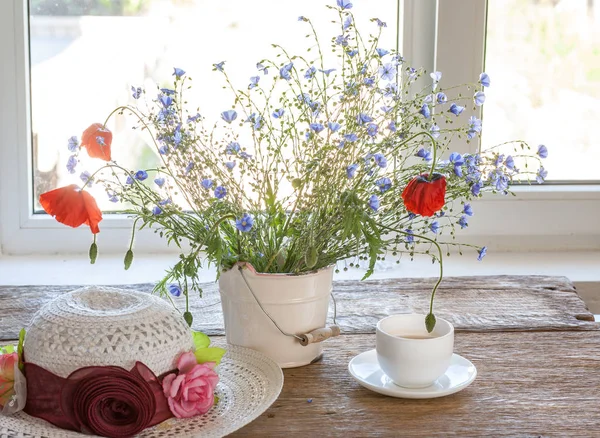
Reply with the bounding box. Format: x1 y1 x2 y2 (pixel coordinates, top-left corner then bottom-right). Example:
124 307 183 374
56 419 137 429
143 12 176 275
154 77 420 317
1 0 598 255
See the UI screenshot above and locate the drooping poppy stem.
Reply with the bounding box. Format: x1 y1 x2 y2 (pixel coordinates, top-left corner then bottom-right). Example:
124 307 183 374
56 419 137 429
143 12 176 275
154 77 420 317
378 223 444 328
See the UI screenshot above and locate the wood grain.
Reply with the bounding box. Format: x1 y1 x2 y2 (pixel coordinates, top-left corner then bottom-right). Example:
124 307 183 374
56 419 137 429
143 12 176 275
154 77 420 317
0 275 595 340
228 331 600 437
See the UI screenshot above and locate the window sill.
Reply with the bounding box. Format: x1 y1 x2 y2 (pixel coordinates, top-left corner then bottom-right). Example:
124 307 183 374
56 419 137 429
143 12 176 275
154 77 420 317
1 250 599 285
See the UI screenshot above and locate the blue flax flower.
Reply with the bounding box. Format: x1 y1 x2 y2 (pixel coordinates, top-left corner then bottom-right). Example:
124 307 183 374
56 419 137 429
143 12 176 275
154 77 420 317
257 62 268 75
214 186 227 199
477 246 488 261
240 152 252 160
463 203 473 216
159 199 171 207
159 145 169 155
328 122 341 132
213 61 225 72
384 83 397 97
347 49 358 57
458 216 468 229
154 177 165 187
430 124 440 139
131 86 142 99
280 62 294 80
388 121 397 132
430 71 442 90
135 170 148 181
298 15 307 21
357 113 373 125
310 123 325 133
66 155 77 174
126 175 134 185
479 72 491 88
152 206 162 216
185 162 194 175
449 103 465 116
160 88 175 96
108 192 118 203
419 104 431 119
381 106 393 113
249 76 260 89
173 67 185 78
536 167 548 184
364 76 375 87
235 213 254 232
436 92 447 104
376 177 392 193
367 123 378 137
376 48 389 57
168 284 182 297
537 145 548 158
187 113 201 123
471 182 483 196
504 155 515 170
221 110 237 124
335 34 349 47
379 63 396 81
67 136 78 152
305 66 316 79
225 161 236 170
474 91 486 106
430 221 440 234
201 178 213 189
80 171 93 185
374 153 387 168
245 113 263 130
416 148 432 161
159 95 173 108
375 18 387 27
343 16 353 30
346 164 358 179
344 133 358 142
405 229 414 244
226 141 241 154
319 68 336 76
368 195 380 212
337 0 353 10
272 108 285 119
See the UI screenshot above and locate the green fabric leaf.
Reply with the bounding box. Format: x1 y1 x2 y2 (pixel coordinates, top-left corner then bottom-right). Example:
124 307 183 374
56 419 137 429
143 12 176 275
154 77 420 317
17 328 26 370
192 331 211 349
0 345 15 354
194 347 226 366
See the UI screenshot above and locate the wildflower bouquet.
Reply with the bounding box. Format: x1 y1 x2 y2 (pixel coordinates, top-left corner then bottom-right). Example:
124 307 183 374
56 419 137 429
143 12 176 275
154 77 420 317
40 0 547 331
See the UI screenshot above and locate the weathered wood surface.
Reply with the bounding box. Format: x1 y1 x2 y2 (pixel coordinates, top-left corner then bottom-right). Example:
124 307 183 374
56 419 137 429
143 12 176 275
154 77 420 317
0 275 595 340
228 331 600 437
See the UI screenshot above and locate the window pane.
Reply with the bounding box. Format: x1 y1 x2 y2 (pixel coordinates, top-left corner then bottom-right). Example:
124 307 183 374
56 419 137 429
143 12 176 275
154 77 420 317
30 0 397 212
483 0 600 181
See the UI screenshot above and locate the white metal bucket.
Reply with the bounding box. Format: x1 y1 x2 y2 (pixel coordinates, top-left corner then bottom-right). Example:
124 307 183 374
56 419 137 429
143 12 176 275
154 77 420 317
218 263 334 368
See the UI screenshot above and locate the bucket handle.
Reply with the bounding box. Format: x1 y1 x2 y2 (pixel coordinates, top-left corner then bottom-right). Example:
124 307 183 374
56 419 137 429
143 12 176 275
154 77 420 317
237 265 341 346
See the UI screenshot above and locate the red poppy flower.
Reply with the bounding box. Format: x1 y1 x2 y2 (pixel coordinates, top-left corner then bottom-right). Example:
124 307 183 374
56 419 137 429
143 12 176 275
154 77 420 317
401 173 447 217
81 123 112 161
39 185 102 234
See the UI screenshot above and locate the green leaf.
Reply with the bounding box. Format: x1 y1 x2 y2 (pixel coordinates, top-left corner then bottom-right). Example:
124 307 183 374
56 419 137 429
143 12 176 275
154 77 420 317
425 313 437 333
192 331 211 349
194 347 226 365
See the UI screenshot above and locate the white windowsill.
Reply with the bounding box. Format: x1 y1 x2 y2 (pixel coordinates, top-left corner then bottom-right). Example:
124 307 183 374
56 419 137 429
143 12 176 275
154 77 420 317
0 251 599 285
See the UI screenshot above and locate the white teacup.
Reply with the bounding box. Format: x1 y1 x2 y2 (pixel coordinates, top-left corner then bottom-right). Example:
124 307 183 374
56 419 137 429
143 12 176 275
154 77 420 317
376 314 454 388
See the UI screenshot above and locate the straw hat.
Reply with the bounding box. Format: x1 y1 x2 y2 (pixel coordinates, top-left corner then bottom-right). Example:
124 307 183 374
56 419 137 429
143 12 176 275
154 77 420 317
0 287 283 438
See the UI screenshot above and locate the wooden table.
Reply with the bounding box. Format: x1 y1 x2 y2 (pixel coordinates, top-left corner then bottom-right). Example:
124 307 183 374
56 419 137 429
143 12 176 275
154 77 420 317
2 275 599 436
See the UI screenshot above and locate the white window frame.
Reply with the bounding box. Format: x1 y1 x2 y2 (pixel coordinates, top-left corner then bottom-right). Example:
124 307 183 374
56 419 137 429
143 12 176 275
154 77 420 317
1 0 599 256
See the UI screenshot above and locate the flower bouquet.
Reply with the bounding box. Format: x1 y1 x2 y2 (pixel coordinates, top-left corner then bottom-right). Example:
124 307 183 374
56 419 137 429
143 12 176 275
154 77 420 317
40 0 547 335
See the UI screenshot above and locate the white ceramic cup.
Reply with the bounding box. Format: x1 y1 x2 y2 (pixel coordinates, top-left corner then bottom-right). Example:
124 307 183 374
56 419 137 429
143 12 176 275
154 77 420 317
376 314 454 388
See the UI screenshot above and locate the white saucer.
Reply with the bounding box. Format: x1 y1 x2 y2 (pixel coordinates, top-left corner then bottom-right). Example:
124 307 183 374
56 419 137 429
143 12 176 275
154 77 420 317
348 349 477 399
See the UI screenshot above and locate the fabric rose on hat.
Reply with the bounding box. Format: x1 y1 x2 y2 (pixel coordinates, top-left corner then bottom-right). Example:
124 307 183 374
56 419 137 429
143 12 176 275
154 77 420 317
0 352 26 415
162 352 219 418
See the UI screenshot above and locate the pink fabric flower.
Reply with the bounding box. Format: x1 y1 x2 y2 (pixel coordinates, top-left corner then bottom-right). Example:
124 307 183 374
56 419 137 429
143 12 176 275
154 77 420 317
162 352 219 419
0 353 18 409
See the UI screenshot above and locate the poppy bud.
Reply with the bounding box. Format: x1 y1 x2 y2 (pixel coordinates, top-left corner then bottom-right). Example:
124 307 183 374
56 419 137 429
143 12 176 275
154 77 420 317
401 173 447 217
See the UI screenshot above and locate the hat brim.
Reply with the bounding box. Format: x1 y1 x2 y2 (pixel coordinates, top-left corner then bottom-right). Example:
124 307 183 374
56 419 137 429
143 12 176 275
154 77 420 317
0 345 283 438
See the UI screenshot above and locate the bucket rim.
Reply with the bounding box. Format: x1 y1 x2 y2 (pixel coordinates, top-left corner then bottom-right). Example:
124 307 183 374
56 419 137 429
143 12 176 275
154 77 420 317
221 262 335 279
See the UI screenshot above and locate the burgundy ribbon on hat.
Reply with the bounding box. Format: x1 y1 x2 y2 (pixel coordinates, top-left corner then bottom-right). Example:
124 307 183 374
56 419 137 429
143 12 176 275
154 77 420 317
24 362 173 438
